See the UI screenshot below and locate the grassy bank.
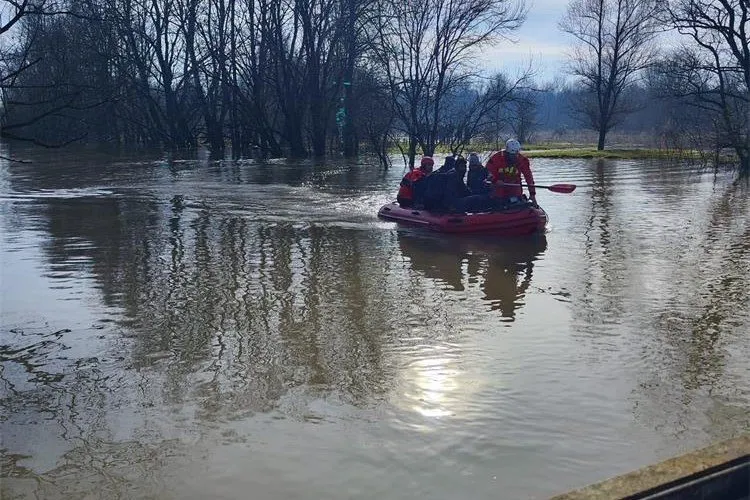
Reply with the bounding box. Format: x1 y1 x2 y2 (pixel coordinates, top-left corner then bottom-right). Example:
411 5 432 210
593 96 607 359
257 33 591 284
395 142 701 160
521 145 737 163
522 147 686 159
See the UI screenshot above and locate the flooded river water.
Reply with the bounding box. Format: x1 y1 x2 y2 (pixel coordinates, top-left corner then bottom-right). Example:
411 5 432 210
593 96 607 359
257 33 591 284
1 145 749 499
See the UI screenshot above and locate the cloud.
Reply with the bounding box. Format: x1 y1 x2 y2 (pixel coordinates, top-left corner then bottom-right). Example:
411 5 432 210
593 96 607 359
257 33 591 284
472 1 572 81
485 39 568 58
475 38 570 82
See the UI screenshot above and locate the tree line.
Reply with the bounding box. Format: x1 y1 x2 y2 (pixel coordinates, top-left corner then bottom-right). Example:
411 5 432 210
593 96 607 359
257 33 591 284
557 0 748 176
0 0 748 175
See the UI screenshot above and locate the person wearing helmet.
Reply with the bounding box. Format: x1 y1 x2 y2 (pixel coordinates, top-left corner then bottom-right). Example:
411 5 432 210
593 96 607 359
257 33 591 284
485 138 537 206
397 156 434 208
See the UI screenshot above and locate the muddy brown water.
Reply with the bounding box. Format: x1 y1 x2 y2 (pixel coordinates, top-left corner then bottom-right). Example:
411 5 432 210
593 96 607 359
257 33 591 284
1 145 748 499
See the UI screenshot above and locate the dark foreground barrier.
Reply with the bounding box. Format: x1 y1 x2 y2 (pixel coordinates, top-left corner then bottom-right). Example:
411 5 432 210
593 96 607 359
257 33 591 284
550 434 749 500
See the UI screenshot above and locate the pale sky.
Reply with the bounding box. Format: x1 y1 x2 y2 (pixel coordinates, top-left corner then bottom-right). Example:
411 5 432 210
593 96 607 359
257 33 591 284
478 0 572 85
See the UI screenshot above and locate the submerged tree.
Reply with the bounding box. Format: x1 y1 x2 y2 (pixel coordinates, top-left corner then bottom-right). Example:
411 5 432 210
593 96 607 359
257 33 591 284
0 1 100 146
1 0 530 162
560 0 662 150
1 1 50 86
663 0 750 177
352 67 396 167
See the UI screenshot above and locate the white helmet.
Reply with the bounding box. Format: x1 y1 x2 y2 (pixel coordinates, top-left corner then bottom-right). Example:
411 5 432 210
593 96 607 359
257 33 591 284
505 138 521 154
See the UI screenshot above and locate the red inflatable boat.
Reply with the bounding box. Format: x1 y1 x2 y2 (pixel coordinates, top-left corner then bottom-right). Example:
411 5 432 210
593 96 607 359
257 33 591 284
377 202 548 235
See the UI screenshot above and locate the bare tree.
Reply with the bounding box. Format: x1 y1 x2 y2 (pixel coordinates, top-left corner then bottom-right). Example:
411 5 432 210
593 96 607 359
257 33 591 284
1 1 36 37
296 0 344 157
506 87 538 144
338 0 375 157
664 0 750 177
440 73 529 154
108 0 197 147
266 0 308 157
1 1 64 141
181 0 237 151
3 0 534 160
368 0 525 168
352 67 395 167
560 0 662 150
232 0 282 156
1 1 121 146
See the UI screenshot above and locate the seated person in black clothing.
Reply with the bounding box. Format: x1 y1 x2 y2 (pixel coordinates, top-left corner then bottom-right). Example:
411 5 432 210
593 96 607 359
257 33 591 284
466 153 490 195
455 155 468 187
444 156 471 212
420 155 472 212
421 170 451 211
437 155 456 174
454 152 497 213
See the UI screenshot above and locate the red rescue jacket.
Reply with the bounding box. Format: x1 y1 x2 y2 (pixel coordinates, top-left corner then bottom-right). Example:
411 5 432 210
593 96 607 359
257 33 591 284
397 168 427 200
486 151 535 199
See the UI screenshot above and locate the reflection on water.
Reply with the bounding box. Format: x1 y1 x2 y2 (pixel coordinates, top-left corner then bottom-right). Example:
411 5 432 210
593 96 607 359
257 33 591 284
1 145 749 499
407 348 461 420
397 231 547 319
634 181 750 441
576 159 627 331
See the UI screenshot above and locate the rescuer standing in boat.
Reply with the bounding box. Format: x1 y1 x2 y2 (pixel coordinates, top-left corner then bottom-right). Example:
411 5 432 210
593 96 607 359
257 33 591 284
485 139 537 206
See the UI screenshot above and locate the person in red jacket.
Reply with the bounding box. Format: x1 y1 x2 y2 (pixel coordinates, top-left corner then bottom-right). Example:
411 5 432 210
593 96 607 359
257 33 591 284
485 139 537 206
397 156 434 207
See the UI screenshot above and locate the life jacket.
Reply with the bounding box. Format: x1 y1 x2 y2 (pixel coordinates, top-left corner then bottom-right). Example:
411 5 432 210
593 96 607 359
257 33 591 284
486 152 533 198
489 152 520 181
397 168 426 200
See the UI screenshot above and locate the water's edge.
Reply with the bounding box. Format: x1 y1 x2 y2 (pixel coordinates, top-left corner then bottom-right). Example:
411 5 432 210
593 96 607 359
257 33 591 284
550 434 750 500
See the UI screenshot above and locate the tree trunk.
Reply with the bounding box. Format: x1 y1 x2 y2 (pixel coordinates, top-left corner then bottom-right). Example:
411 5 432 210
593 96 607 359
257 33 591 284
739 151 750 179
310 97 328 157
206 119 224 151
342 81 358 157
229 0 240 151
597 127 607 150
286 118 307 157
341 0 358 157
408 137 417 169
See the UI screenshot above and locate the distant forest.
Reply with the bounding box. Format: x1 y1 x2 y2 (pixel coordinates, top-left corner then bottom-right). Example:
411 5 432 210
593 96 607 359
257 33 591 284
0 0 748 174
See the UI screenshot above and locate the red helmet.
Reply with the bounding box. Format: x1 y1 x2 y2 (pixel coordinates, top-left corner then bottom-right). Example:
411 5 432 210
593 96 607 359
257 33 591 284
420 156 434 169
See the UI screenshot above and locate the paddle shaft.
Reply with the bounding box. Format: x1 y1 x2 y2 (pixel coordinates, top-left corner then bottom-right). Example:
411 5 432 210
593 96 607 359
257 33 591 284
491 181 577 193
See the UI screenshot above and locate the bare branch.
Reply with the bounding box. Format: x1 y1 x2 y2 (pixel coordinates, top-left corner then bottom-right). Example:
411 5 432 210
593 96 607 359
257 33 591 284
560 0 663 149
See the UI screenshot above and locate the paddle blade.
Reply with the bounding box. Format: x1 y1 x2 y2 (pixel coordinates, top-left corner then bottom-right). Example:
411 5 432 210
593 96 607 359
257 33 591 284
547 183 576 193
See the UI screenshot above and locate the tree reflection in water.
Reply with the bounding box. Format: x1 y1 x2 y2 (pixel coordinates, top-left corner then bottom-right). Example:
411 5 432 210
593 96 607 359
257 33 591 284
396 230 548 320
